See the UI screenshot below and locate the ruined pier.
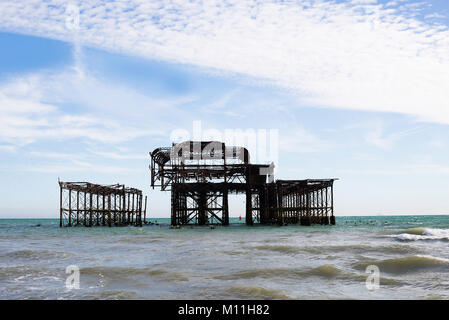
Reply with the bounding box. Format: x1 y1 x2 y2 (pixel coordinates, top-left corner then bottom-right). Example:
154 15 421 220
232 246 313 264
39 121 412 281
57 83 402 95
59 181 146 227
150 141 336 226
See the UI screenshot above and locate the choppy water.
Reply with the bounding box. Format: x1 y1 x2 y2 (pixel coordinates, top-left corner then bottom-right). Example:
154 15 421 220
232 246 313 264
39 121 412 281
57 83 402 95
1 216 449 300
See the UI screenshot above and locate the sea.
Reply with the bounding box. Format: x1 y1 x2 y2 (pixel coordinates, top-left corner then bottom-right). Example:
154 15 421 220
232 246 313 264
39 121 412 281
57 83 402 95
1 215 449 300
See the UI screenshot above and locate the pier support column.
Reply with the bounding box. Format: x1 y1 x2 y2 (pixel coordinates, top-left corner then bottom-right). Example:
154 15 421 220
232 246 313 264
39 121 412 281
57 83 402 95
259 187 267 224
89 192 93 227
330 183 335 225
170 189 177 226
108 194 111 227
143 196 147 225
246 189 253 226
59 185 63 227
198 191 208 225
68 189 72 227
223 190 229 226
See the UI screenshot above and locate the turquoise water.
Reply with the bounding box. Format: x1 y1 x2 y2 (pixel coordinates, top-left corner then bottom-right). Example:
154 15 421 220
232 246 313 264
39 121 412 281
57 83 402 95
1 215 449 299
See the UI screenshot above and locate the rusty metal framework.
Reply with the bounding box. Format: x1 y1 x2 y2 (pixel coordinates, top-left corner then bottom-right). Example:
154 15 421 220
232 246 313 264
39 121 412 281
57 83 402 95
263 180 335 225
59 181 146 227
150 141 337 226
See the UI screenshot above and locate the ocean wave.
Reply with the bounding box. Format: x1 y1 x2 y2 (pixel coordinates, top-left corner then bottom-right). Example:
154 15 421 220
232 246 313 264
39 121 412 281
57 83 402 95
353 255 449 274
243 245 300 254
222 250 247 255
225 286 291 299
0 265 63 282
114 234 170 244
76 290 143 300
214 264 383 282
0 249 71 260
243 243 415 256
96 290 143 300
114 237 162 244
81 266 189 282
215 265 343 280
302 244 415 255
392 228 449 241
305 265 342 278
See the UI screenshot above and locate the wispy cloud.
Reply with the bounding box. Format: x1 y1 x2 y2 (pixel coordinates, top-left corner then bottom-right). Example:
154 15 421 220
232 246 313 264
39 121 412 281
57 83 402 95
86 149 148 160
23 162 142 174
29 151 83 159
202 89 245 118
279 127 332 153
0 145 16 153
0 0 448 123
339 162 449 175
25 148 147 174
0 63 179 146
363 121 426 149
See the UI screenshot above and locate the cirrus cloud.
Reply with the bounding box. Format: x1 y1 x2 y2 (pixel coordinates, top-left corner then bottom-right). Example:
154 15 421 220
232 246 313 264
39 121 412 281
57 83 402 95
0 0 448 124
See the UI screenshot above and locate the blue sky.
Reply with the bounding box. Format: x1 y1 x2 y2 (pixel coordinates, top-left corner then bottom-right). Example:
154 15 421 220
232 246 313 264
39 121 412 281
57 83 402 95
0 0 449 218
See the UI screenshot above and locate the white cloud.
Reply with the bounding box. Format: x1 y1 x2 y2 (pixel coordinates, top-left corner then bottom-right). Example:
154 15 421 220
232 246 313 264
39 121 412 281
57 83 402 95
0 94 153 146
86 149 148 160
0 145 16 153
362 121 425 149
280 127 332 153
339 162 449 175
0 0 448 123
23 162 142 174
425 13 446 19
29 151 82 159
0 64 181 146
202 89 246 118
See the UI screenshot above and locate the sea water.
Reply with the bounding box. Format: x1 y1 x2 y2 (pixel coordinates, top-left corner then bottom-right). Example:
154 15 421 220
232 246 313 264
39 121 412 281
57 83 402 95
1 215 449 299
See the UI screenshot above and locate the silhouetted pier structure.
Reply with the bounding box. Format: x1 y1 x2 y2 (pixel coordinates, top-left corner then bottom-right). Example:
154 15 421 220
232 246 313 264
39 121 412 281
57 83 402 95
150 141 336 226
59 181 146 227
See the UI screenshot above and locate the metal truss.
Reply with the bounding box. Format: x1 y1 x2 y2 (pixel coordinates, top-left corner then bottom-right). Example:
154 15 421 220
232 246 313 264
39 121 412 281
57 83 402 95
58 181 146 227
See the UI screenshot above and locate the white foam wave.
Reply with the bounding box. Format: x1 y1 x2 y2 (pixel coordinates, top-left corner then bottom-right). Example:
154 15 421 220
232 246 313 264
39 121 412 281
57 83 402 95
394 228 449 241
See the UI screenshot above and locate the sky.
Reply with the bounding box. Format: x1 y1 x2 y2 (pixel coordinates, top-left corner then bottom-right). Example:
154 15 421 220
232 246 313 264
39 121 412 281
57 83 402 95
0 0 449 218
